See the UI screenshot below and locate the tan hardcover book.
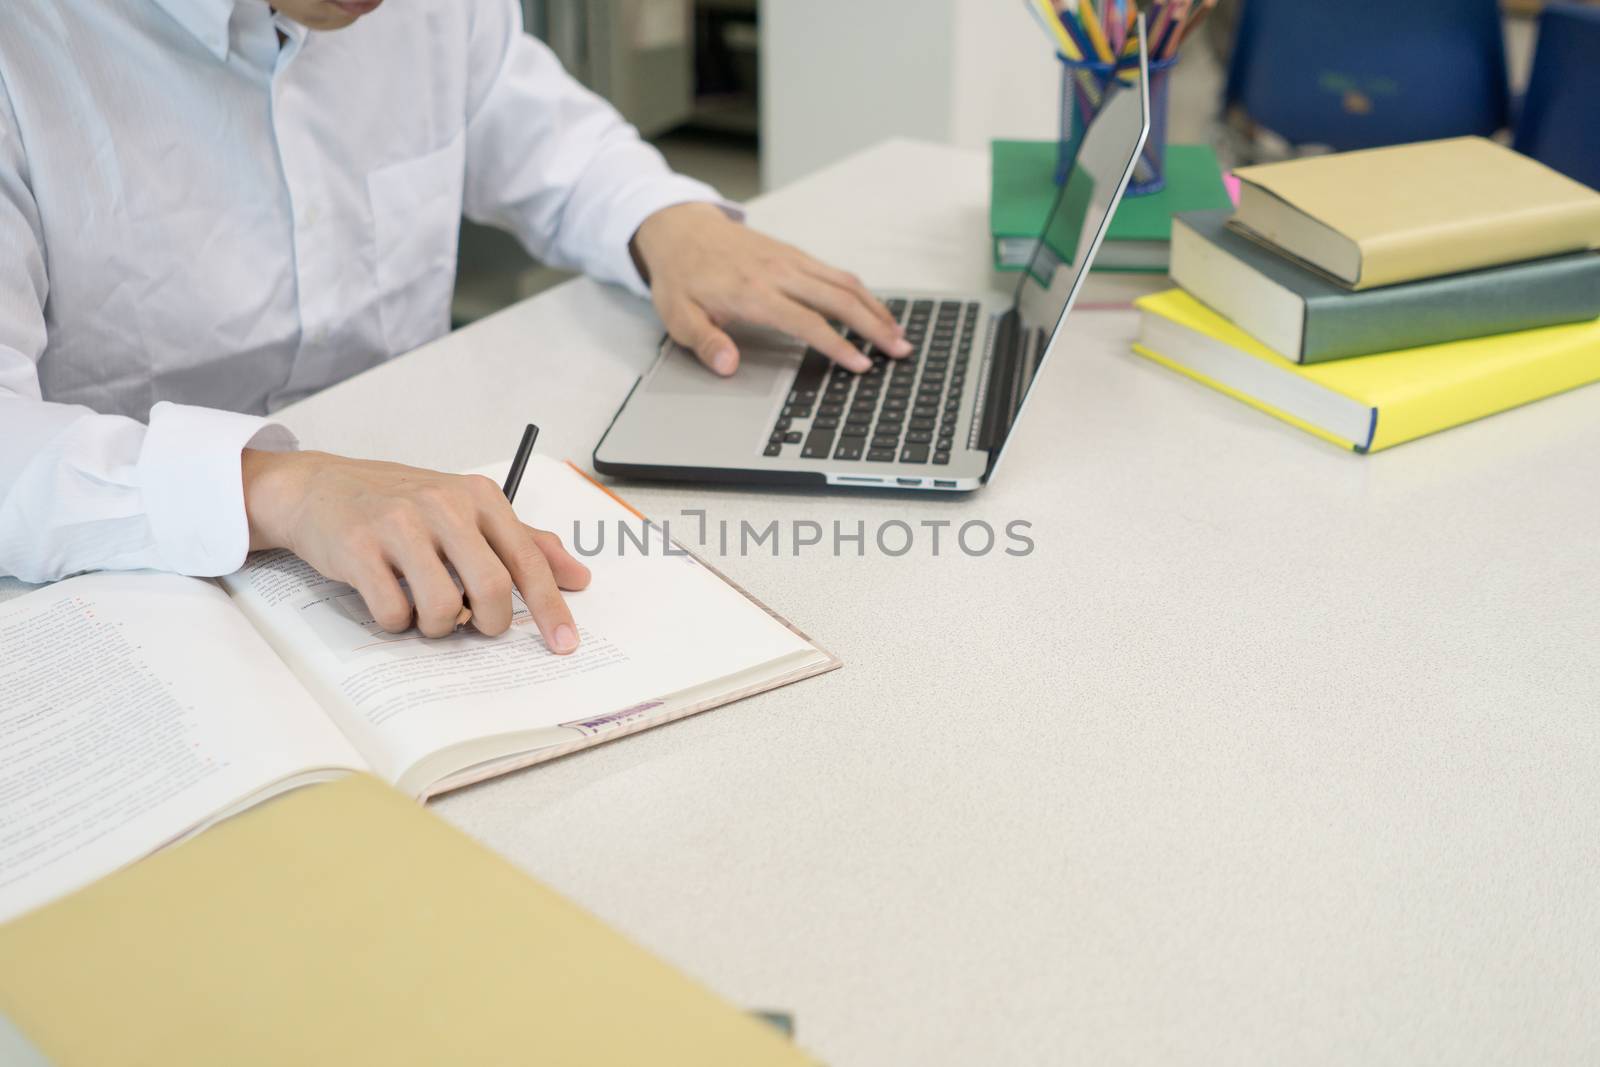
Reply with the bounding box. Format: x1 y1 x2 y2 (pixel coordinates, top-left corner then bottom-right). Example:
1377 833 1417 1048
1230 137 1600 289
0 775 818 1066
0 454 837 923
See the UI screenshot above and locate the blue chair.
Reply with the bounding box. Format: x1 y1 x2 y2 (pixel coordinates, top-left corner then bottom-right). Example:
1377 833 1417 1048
1222 0 1510 152
1513 2 1600 190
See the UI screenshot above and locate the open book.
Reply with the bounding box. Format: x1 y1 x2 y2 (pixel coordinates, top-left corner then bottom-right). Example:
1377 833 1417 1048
0 456 836 922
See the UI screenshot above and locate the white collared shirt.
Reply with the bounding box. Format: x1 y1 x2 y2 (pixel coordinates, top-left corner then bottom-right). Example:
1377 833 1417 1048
0 0 719 581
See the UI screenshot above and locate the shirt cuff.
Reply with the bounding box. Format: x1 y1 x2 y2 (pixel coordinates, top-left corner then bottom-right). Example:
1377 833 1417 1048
599 175 745 298
138 401 298 577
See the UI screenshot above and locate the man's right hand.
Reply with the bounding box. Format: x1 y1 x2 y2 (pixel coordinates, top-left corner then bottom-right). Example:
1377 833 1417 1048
240 450 590 652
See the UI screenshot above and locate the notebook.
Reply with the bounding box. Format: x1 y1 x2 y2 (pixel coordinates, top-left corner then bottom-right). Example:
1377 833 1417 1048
1132 289 1600 452
0 454 836 922
1170 211 1600 363
991 140 1230 271
0 775 819 1066
1230 137 1600 290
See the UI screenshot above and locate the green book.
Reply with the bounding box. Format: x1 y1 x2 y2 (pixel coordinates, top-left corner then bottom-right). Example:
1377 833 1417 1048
991 140 1231 273
1172 210 1600 363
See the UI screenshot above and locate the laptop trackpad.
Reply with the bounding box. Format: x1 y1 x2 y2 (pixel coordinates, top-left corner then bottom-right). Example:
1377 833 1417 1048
648 334 800 399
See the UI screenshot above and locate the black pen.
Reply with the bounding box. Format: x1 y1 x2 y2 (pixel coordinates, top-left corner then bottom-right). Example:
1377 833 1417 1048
457 422 540 629
501 422 540 502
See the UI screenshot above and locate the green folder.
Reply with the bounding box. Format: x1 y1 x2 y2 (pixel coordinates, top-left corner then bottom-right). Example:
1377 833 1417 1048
991 141 1231 273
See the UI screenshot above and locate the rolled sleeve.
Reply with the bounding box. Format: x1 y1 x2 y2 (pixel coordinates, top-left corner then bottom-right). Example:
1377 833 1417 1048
0 395 297 583
139 402 296 576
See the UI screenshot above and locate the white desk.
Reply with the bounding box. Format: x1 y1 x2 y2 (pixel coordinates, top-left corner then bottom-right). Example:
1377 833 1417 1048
23 140 1600 1064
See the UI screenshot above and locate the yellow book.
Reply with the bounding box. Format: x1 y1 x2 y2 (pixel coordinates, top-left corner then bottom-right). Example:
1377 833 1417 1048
0 776 817 1067
1231 137 1600 290
1132 289 1600 452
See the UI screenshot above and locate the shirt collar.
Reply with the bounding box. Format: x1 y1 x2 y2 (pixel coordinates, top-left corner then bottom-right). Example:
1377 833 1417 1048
149 0 238 61
276 15 309 51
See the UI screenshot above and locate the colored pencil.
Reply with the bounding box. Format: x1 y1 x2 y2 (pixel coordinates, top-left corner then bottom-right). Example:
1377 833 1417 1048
1172 0 1219 53
1076 0 1116 62
1025 0 1083 60
1024 0 1206 78
1154 0 1191 59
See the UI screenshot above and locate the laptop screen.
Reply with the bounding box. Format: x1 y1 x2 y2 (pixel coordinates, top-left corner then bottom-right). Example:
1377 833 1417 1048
983 20 1151 477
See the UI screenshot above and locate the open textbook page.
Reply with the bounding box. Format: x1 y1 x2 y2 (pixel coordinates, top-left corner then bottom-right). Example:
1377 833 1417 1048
0 572 366 922
222 457 834 797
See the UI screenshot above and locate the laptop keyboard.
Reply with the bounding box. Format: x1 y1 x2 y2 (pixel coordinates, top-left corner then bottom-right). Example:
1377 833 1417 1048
763 298 979 465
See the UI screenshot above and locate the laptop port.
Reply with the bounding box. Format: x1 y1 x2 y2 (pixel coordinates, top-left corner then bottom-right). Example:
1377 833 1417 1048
896 478 922 487
933 479 957 488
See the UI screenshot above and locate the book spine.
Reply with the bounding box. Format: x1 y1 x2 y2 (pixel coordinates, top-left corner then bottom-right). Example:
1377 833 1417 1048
1302 255 1600 363
1130 341 1365 451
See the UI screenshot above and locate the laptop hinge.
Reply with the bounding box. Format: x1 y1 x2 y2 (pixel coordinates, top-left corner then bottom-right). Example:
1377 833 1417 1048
977 309 1022 451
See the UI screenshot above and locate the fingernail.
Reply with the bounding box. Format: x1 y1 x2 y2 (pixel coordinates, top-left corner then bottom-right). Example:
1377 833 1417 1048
553 624 579 653
891 338 913 356
711 347 737 375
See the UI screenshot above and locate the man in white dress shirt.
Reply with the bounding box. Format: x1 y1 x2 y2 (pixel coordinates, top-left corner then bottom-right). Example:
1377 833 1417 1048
0 0 909 653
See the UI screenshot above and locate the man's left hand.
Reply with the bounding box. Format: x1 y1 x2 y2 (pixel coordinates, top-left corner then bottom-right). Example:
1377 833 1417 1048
630 203 912 376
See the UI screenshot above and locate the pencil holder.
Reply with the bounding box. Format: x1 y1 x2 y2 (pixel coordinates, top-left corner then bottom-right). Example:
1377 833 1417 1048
1056 53 1177 196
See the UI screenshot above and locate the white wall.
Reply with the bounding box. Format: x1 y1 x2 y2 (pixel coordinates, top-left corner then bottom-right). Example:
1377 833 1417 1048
760 0 955 190
761 0 1061 190
949 0 1061 151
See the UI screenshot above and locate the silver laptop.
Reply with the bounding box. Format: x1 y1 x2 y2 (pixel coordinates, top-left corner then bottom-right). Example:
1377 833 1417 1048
595 20 1152 492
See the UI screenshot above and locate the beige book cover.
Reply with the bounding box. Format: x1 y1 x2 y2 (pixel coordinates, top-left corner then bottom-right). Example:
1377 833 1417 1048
0 776 818 1067
1231 137 1600 289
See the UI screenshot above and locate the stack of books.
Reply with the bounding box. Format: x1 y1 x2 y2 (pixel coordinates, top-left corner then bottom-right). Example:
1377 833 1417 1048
1133 137 1600 452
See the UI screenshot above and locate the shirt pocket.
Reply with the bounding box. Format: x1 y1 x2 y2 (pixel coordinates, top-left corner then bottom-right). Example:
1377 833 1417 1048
366 130 466 356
